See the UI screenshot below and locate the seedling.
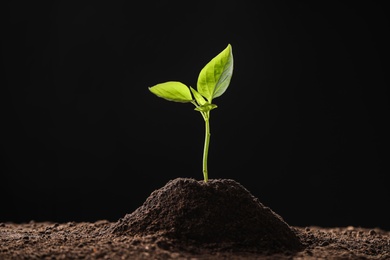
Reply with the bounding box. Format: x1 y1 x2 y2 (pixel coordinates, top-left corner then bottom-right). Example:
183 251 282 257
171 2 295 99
149 44 233 182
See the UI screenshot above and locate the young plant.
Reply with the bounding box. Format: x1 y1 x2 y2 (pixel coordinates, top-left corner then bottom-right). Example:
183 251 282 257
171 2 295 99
148 44 233 182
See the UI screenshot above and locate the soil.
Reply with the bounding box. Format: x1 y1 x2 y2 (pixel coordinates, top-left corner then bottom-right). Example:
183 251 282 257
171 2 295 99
1 178 389 259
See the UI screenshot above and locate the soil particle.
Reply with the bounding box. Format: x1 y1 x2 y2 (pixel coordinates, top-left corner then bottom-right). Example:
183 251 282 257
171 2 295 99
1 178 389 259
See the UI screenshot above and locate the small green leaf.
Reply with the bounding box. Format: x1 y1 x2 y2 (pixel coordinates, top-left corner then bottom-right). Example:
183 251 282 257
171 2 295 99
197 44 233 102
149 81 193 103
194 103 218 112
190 87 207 106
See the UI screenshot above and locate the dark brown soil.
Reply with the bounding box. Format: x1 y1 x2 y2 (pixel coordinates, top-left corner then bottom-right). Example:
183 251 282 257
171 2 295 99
1 178 389 259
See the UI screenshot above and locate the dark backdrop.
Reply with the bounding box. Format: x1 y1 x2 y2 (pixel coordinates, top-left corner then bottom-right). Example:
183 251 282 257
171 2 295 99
2 1 389 230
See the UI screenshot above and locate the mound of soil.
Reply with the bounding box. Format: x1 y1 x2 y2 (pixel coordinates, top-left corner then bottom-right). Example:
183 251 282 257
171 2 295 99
1 178 389 259
110 178 303 254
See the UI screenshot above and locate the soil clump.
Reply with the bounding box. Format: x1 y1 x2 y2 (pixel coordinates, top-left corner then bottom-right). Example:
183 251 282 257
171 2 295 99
110 178 303 254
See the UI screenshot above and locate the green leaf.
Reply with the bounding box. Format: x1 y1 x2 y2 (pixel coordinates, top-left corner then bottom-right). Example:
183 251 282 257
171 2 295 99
197 44 233 102
190 87 207 106
149 81 193 103
194 103 218 112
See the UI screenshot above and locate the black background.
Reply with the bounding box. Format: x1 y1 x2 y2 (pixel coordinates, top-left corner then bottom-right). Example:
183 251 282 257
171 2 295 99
2 1 389 230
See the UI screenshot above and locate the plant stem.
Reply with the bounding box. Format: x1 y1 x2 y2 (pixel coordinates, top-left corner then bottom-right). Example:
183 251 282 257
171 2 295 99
203 111 211 182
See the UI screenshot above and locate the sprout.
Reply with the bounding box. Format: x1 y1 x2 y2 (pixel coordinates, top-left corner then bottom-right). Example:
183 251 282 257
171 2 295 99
149 44 233 182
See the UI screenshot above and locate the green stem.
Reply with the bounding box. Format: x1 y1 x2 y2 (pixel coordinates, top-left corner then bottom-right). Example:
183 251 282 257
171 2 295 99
203 111 211 182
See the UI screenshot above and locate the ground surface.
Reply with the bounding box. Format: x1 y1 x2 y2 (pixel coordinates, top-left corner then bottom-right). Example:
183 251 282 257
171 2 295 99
1 178 389 259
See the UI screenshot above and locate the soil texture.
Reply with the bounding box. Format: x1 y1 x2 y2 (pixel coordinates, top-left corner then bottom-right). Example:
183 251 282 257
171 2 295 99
1 178 389 259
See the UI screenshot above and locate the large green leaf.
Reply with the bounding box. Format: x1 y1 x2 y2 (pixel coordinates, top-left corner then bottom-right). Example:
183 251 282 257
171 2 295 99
149 81 193 103
197 44 233 102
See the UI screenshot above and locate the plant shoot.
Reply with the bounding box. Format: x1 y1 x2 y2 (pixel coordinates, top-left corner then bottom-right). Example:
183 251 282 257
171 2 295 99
149 44 234 182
